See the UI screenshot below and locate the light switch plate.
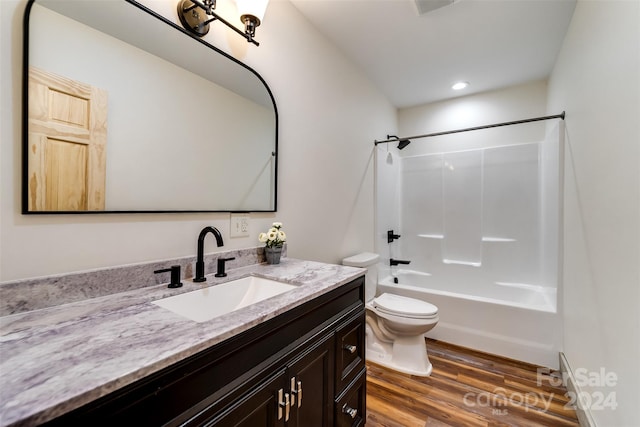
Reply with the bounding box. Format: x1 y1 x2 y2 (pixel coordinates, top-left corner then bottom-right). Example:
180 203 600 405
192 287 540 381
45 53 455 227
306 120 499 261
230 213 250 238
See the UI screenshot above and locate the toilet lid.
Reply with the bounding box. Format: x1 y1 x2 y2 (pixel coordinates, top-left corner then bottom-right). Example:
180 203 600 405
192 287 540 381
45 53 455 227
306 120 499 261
373 293 438 319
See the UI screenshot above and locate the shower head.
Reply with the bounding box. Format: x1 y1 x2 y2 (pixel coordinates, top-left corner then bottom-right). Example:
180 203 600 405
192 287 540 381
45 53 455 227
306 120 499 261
397 139 411 150
386 135 412 150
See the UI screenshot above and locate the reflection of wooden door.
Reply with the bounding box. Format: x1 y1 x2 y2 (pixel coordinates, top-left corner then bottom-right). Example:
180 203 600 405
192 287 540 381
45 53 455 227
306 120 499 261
28 67 107 211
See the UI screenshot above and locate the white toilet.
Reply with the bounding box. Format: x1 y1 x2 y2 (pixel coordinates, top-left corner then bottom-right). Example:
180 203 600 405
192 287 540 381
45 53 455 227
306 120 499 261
343 252 438 377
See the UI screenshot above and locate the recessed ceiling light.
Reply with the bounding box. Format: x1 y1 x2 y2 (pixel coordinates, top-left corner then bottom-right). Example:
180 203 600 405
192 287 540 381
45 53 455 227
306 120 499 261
452 81 469 90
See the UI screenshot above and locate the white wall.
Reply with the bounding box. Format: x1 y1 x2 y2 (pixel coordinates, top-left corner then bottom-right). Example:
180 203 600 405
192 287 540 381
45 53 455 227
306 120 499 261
398 79 549 153
547 0 640 425
0 0 396 281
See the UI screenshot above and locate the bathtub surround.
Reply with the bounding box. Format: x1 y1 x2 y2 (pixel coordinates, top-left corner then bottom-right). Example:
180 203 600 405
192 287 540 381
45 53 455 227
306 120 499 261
441 149 483 266
0 246 284 316
376 113 563 368
391 130 562 290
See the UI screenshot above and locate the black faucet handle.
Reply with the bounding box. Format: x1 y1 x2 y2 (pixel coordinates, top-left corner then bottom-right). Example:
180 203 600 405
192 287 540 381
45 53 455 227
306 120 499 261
387 230 402 243
154 265 183 288
215 257 236 278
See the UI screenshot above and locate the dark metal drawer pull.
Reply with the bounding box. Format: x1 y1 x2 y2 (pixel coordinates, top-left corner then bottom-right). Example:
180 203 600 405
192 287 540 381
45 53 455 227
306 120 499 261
343 344 357 354
342 403 358 419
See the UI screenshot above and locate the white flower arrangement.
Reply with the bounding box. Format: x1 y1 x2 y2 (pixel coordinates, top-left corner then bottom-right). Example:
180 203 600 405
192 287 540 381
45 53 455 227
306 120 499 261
258 222 287 248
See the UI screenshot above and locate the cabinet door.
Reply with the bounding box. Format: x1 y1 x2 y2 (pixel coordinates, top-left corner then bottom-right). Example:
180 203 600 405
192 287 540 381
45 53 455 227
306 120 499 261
208 369 287 427
287 334 335 427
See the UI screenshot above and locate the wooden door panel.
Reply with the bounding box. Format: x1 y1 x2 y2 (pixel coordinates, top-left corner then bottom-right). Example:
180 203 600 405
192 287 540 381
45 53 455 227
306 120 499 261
44 138 88 211
28 66 107 211
48 88 90 128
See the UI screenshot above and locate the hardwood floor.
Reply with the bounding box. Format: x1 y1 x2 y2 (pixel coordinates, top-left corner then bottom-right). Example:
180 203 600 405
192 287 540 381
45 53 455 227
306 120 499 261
365 339 579 427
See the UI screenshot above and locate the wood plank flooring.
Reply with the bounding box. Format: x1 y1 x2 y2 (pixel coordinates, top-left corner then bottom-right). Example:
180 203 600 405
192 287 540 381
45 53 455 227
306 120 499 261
365 339 579 427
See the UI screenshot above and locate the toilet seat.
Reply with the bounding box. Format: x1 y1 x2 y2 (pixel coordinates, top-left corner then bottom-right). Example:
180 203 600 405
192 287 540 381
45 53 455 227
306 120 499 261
372 293 438 319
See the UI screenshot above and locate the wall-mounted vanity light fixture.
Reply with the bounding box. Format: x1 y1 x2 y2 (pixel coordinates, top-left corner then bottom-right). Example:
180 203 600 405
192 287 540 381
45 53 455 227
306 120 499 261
177 0 268 46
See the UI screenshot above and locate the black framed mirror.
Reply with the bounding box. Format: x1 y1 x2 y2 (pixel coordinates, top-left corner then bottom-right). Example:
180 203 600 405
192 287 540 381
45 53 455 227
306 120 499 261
23 0 278 213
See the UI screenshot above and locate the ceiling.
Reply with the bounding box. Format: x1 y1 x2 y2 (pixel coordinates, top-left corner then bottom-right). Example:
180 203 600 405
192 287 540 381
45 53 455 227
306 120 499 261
289 0 577 108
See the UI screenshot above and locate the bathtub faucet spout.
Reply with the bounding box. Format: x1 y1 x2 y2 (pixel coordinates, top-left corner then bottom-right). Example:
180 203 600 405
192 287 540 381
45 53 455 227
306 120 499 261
390 258 411 266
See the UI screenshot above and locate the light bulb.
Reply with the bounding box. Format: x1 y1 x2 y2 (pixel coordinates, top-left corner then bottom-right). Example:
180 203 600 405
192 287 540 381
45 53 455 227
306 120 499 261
452 81 469 90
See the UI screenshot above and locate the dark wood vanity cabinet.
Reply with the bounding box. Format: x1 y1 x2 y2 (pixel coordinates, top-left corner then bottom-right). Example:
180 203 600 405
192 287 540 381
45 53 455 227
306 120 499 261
44 276 366 427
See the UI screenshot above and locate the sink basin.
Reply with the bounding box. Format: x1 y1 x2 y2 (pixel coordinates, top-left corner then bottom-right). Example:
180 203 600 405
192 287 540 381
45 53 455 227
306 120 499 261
152 276 297 323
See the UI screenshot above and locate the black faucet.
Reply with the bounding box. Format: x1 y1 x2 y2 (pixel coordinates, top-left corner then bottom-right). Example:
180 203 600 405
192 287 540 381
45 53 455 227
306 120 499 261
390 258 411 266
215 257 236 278
194 226 224 282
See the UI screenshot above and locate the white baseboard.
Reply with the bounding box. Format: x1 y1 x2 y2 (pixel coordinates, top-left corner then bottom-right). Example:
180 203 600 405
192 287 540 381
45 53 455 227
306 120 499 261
428 321 559 368
559 352 597 427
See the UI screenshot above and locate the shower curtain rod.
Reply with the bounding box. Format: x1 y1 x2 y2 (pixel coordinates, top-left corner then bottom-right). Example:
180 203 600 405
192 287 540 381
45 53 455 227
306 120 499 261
374 111 565 145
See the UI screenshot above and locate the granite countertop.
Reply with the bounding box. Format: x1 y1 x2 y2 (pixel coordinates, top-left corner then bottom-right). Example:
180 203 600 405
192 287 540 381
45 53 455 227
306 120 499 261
0 258 365 427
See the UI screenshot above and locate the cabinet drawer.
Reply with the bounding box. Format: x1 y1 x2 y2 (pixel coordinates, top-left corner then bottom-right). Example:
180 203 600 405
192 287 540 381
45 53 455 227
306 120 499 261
334 312 365 393
334 369 366 427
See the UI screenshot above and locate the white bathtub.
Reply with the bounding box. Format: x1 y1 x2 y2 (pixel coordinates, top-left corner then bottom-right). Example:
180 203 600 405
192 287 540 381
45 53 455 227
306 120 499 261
377 270 563 368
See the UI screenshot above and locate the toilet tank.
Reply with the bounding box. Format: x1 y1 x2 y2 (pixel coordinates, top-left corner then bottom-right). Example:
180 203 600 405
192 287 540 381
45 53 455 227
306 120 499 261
342 252 379 302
